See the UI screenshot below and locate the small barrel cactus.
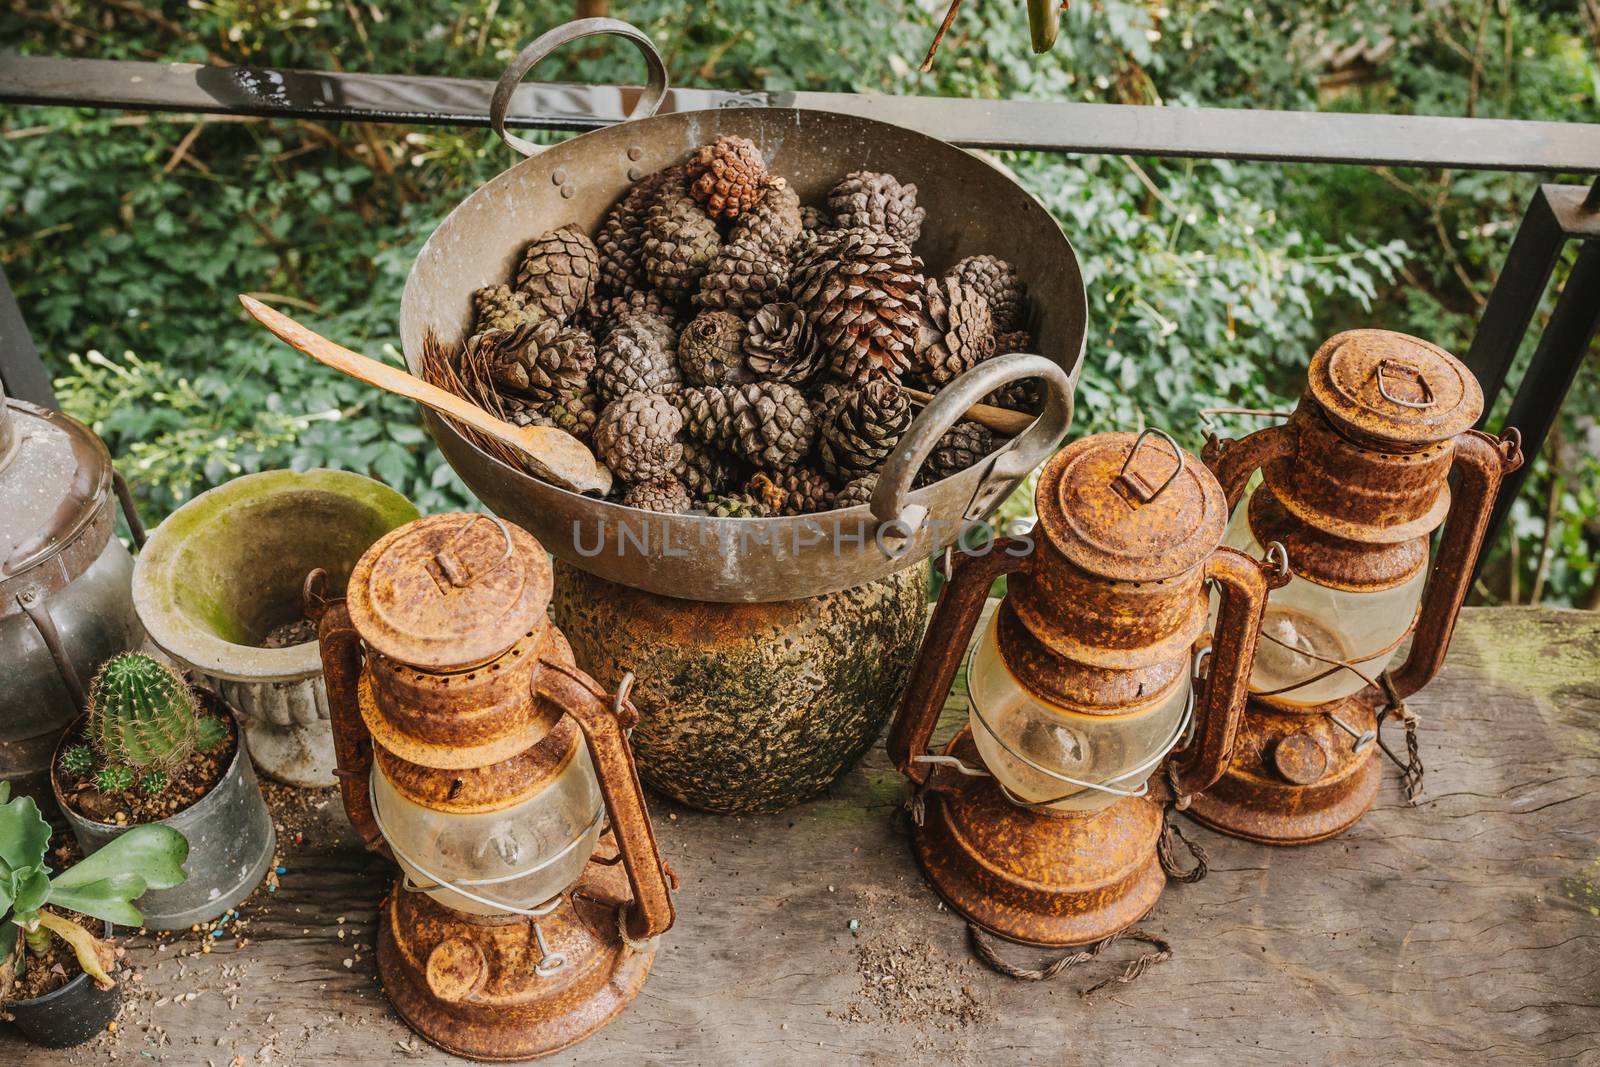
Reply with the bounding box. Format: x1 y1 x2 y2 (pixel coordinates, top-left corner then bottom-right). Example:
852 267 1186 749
88 653 201 769
95 763 135 793
61 744 96 777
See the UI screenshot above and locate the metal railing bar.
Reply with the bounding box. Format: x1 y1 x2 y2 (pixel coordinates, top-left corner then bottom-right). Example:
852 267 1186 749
4 55 1600 173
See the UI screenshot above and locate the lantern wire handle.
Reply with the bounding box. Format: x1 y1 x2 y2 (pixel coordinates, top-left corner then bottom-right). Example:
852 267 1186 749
965 922 1174 995
1115 428 1185 503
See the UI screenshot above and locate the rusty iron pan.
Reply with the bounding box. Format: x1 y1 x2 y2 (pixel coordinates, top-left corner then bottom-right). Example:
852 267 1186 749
398 18 1085 603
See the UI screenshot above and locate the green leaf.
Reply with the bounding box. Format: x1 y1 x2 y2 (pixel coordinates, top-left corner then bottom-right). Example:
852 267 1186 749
51 824 189 895
8 868 51 921
0 791 51 879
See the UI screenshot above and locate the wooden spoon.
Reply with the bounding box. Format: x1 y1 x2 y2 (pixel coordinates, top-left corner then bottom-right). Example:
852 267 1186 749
239 295 613 497
896 384 1037 436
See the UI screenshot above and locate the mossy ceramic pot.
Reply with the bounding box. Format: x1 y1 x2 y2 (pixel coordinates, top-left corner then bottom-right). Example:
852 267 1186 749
51 693 275 930
131 469 418 787
4 921 120 1048
550 558 931 814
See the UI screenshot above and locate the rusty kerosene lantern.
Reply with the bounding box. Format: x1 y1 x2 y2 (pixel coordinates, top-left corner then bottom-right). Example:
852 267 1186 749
306 512 675 1061
1191 330 1522 845
888 430 1286 950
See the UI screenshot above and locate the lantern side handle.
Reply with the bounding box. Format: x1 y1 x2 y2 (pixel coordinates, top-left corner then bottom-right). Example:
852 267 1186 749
1169 545 1283 797
887 541 1032 787
304 570 389 857
1202 422 1293 514
1387 428 1522 699
536 660 676 944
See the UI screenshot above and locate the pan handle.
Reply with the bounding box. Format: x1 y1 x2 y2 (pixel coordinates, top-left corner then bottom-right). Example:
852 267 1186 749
871 353 1073 549
490 17 671 158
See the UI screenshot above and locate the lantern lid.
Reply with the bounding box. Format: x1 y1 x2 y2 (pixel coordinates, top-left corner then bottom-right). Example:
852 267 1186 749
1307 330 1482 448
346 512 551 671
1036 429 1225 583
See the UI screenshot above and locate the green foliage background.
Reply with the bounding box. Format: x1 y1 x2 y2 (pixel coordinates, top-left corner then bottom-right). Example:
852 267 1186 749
1 1 1596 604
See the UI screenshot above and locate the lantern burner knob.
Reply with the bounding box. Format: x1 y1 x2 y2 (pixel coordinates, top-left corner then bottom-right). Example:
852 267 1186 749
1273 732 1330 786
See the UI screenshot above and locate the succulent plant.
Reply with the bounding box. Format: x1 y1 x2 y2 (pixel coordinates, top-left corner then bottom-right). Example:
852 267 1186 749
60 744 95 778
138 770 170 796
0 782 188 1001
94 764 134 794
197 716 229 753
88 653 200 770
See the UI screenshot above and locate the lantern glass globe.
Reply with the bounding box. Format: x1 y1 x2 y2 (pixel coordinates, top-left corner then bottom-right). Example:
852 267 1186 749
1223 504 1426 706
966 613 1191 813
372 744 605 916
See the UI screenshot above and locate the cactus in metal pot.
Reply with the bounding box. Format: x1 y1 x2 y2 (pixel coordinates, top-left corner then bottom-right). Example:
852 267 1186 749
88 653 201 770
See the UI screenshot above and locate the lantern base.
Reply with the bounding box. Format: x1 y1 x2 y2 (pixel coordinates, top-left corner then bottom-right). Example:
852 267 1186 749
909 728 1166 948
1185 692 1382 846
377 858 655 1062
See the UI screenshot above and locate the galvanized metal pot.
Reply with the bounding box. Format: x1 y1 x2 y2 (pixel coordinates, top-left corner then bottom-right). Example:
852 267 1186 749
4 922 120 1048
51 695 276 930
1 384 143 801
399 18 1083 604
550 557 930 814
132 469 418 787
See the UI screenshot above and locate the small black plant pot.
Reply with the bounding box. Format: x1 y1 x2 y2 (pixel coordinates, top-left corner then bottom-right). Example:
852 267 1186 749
6 923 120 1048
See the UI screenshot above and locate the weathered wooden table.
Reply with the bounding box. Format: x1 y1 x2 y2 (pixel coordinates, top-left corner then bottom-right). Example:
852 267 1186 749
6 607 1597 1066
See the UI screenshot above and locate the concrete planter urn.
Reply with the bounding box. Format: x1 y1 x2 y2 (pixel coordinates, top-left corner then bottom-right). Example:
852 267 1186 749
131 470 417 787
549 558 931 814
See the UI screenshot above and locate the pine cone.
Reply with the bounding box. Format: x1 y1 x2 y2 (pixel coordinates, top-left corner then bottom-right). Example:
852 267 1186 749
622 474 692 514
835 474 877 508
678 311 751 387
547 386 599 444
677 383 818 468
809 379 855 409
515 224 599 324
594 310 682 404
756 465 836 515
596 170 669 296
827 171 926 245
687 135 767 220
916 421 998 487
588 290 680 339
729 177 802 254
993 329 1033 356
743 302 822 386
643 177 722 303
593 392 684 483
799 205 829 232
473 284 541 333
817 380 912 483
946 255 1027 333
789 228 925 383
978 337 1044 414
675 440 742 498
696 238 789 313
914 277 996 386
700 491 774 518
476 319 596 403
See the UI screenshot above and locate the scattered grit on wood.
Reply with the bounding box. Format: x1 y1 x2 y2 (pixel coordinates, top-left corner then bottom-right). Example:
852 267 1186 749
839 886 992 1030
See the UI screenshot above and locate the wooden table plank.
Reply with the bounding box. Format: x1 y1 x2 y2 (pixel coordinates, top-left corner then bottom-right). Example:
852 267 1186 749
6 607 1598 1066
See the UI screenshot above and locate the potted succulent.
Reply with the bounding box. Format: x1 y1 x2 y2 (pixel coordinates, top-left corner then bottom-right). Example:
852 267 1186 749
51 653 275 931
1 782 188 1048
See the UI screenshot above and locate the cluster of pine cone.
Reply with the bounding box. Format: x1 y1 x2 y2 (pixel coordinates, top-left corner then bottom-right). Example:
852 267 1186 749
460 135 1036 517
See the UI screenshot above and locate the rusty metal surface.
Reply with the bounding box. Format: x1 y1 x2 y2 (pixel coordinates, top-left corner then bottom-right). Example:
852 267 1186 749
378 861 655 1062
1307 330 1482 449
1196 335 1523 844
310 509 677 1057
346 513 552 671
1184 693 1384 845
399 105 1086 603
913 728 1166 948
888 431 1278 945
1035 430 1227 584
